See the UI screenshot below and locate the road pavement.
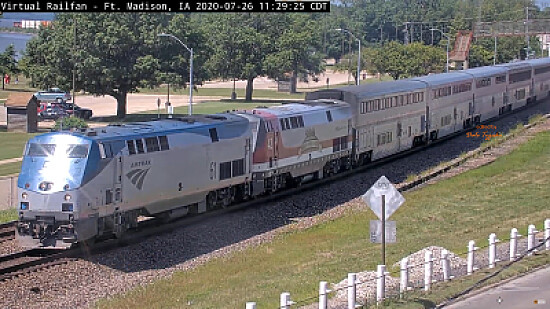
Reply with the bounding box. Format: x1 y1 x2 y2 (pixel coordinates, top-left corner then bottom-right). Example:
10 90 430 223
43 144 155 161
445 267 550 309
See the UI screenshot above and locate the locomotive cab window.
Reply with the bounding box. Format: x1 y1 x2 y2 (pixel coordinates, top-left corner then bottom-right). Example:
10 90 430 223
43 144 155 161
209 128 219 142
159 135 170 151
127 140 136 155
135 139 145 154
145 137 160 152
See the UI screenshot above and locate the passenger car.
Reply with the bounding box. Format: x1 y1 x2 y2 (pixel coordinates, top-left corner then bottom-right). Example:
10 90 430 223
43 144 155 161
38 106 69 121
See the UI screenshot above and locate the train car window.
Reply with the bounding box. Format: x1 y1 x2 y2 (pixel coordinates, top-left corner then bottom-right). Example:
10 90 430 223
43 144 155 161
145 137 160 152
535 66 550 75
284 118 290 130
219 161 232 180
340 136 348 150
279 119 285 130
326 111 333 122
135 139 145 154
127 140 136 155
232 158 245 177
209 128 219 142
66 144 89 158
419 92 424 102
298 116 304 127
360 102 365 114
408 126 412 137
27 143 56 157
509 71 531 84
104 143 114 158
106 189 112 205
495 75 506 84
159 136 170 151
290 117 299 129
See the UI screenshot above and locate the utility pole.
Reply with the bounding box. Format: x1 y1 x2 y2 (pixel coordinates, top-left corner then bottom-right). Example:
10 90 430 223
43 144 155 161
72 17 77 114
526 6 530 59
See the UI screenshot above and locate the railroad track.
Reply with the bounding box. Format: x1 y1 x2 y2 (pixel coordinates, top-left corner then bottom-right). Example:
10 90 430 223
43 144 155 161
0 221 16 243
0 248 79 281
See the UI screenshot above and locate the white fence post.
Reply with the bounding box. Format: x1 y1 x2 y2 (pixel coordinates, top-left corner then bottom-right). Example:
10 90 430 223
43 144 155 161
528 224 538 256
246 302 256 309
424 250 433 291
545 219 550 251
280 292 292 309
441 249 450 281
400 257 409 294
467 240 478 275
510 228 520 261
489 233 500 268
319 281 329 309
347 273 356 309
377 265 386 303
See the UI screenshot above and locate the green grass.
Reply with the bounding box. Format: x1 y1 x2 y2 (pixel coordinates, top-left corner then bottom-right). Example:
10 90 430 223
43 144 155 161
92 101 283 123
96 130 550 309
384 252 550 308
138 87 306 100
0 162 22 177
0 76 38 100
0 208 17 223
0 132 36 161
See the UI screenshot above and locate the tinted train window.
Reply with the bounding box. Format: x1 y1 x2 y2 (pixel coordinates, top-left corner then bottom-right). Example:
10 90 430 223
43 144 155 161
145 137 160 152
159 136 169 151
66 144 89 158
127 140 136 155
232 158 245 177
135 139 145 154
27 143 56 157
209 128 219 142
220 162 232 180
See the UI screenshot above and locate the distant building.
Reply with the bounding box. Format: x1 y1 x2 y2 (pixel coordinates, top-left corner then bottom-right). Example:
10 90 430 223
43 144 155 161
13 20 51 29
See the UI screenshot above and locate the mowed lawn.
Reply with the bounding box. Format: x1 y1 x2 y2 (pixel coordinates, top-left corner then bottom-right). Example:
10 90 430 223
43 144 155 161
0 131 35 161
96 130 550 308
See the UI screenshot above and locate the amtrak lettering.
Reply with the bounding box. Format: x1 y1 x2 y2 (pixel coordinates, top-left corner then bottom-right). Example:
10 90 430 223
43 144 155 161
130 160 151 168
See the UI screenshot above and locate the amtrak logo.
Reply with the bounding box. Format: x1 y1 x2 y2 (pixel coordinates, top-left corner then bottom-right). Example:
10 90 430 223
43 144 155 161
126 168 150 190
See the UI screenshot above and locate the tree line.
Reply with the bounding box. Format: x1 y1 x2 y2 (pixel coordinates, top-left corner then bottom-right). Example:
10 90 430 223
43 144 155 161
12 0 548 118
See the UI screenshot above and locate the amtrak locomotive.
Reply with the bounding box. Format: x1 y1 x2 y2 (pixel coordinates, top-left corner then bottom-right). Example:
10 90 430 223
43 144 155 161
16 58 550 248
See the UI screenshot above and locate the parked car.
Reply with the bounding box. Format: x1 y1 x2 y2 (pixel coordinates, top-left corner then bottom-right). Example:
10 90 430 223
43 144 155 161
34 88 72 102
58 102 93 119
38 106 69 121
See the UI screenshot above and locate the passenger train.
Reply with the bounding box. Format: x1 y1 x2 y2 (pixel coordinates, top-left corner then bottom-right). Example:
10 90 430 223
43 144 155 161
16 57 550 248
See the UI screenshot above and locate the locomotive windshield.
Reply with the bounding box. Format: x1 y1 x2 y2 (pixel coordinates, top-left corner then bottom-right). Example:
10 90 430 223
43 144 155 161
26 143 89 158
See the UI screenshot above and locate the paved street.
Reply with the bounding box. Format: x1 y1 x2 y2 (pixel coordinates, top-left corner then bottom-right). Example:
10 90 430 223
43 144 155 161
446 267 550 309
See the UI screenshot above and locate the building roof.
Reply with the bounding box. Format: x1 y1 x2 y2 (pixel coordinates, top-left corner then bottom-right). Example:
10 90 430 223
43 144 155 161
5 92 35 108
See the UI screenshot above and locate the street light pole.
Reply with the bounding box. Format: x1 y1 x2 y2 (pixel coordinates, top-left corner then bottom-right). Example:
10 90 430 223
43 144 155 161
158 33 194 115
431 28 449 73
334 28 361 86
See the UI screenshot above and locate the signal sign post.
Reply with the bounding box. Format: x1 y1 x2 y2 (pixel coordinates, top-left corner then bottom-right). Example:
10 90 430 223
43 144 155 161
362 176 405 265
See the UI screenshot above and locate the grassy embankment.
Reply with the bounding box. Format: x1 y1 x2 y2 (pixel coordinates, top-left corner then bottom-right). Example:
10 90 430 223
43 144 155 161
96 127 550 308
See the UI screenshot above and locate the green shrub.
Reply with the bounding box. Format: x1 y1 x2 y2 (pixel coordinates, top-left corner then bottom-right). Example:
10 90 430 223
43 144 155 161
53 116 88 131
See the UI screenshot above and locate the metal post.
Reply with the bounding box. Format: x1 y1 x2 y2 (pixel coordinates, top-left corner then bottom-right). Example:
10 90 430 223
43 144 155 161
157 97 161 119
280 292 291 309
189 48 193 115
528 224 537 256
400 257 409 294
319 281 329 309
441 249 450 281
246 302 256 309
356 39 361 86
526 6 530 59
347 273 356 309
377 265 386 303
72 17 77 114
424 250 433 291
467 240 478 275
489 233 500 268
545 219 550 251
446 38 449 73
494 36 497 65
510 228 520 261
382 194 386 266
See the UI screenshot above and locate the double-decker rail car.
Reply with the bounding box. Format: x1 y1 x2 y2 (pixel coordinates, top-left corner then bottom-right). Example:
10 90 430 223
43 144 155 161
461 66 508 122
496 61 533 111
528 57 550 102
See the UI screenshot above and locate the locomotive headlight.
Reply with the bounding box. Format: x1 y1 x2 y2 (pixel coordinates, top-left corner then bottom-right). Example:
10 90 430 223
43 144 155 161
39 182 46 190
64 194 72 201
21 192 28 200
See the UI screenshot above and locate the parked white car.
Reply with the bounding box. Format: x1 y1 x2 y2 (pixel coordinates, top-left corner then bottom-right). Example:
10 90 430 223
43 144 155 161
34 88 72 102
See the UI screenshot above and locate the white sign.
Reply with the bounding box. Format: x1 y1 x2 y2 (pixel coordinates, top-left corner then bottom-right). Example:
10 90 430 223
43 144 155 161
370 220 397 243
362 175 405 220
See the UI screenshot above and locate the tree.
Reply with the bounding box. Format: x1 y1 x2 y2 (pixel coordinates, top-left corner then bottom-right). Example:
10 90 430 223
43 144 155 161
22 13 178 118
0 45 18 90
264 14 324 93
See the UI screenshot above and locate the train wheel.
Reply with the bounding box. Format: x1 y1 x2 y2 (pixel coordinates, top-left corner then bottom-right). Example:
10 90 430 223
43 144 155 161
206 191 217 210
